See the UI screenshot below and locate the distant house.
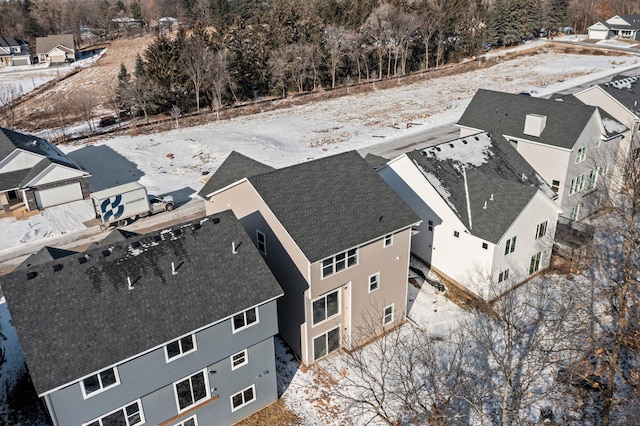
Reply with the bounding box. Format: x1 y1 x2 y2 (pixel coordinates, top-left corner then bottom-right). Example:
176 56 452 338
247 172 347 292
0 36 31 66
0 127 90 212
456 89 626 222
199 151 420 365
378 132 560 300
588 14 640 41
35 34 76 64
1 210 284 426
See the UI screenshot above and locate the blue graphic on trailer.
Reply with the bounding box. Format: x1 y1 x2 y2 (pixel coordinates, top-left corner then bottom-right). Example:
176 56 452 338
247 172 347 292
101 195 125 221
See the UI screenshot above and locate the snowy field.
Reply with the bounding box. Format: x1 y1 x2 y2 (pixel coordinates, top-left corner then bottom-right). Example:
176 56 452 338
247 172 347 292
2 40 639 254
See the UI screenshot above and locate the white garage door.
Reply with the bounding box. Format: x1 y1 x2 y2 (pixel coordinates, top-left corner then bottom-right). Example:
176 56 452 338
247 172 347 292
35 182 83 209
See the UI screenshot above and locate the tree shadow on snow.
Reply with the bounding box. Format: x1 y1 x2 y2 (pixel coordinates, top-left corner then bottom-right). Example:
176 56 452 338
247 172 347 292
67 145 144 192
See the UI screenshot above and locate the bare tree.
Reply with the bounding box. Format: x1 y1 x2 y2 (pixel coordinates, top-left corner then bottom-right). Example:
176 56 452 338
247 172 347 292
180 36 213 113
69 91 97 134
205 49 234 119
323 25 350 89
0 83 23 127
416 0 444 70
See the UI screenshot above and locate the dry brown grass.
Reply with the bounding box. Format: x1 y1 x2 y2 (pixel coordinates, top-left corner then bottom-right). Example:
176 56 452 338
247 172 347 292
233 399 302 426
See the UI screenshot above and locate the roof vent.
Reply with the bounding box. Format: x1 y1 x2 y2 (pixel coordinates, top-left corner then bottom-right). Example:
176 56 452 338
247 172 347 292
232 242 238 254
212 217 220 224
449 143 455 148
490 193 494 201
127 276 134 290
26 271 38 280
435 147 441 152
171 262 178 275
462 139 468 144
524 114 547 137
53 264 63 272
132 241 141 248
78 254 89 264
474 136 479 141
483 201 487 209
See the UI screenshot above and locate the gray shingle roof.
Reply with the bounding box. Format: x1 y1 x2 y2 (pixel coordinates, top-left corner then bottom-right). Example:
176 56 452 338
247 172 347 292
2 210 283 396
35 34 75 55
613 15 640 30
0 169 30 191
0 127 85 170
550 94 628 138
600 75 640 116
198 151 275 200
363 153 389 169
406 132 556 243
15 246 78 270
248 151 421 262
457 89 601 150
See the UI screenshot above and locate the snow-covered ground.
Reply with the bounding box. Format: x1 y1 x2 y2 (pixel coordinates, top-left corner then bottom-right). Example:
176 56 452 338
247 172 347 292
2 42 639 253
0 52 105 107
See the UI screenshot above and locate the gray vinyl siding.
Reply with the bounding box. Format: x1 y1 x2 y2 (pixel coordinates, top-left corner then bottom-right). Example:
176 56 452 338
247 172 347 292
46 300 279 426
240 211 308 358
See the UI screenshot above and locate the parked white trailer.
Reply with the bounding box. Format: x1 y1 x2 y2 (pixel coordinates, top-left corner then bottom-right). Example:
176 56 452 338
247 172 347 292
91 182 174 230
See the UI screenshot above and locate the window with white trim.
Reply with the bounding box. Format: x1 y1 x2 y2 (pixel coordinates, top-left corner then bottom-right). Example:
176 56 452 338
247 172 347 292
575 146 587 163
84 400 144 426
231 385 256 411
529 252 542 275
232 307 259 332
588 168 599 190
166 335 196 362
369 273 380 292
384 234 393 247
81 367 120 398
570 204 580 221
383 304 394 325
321 248 358 278
256 230 266 255
231 349 248 370
570 174 587 195
535 220 548 240
313 327 340 361
453 230 460 238
498 269 510 283
551 180 560 194
482 242 488 249
173 415 197 426
312 290 339 325
504 236 516 255
174 370 208 412
427 220 433 231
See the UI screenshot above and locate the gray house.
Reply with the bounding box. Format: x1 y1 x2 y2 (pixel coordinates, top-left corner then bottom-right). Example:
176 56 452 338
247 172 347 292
2 210 283 426
0 127 90 212
0 36 31 66
199 151 420 366
588 15 640 41
457 89 626 222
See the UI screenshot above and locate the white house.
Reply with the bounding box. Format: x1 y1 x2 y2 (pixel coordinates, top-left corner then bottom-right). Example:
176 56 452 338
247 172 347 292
456 89 625 222
377 132 561 300
588 15 640 41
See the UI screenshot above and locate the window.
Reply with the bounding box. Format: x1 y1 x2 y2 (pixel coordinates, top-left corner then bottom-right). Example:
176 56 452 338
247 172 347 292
84 400 144 426
504 236 516 255
383 305 394 325
509 139 518 149
551 180 560 193
535 220 548 240
369 273 380 292
166 335 196 362
173 415 197 426
384 234 393 247
256 230 266 255
174 370 208 412
482 242 488 250
321 248 358 278
313 327 340 361
232 307 259 332
588 168 599 190
498 269 510 283
570 173 587 195
231 385 256 412
570 204 580 221
81 367 120 398
453 230 460 238
529 252 542 275
312 290 339 325
575 146 587 163
231 349 248 370
427 220 434 231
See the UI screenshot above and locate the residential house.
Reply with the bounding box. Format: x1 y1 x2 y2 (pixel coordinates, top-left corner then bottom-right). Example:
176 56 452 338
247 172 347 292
35 34 76 64
0 127 90 212
574 75 640 169
377 132 560 300
199 151 421 365
1 210 284 426
456 89 626 222
588 14 640 41
0 36 31 66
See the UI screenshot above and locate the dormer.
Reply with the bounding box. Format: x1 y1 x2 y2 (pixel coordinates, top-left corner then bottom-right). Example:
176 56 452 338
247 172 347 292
524 114 547 137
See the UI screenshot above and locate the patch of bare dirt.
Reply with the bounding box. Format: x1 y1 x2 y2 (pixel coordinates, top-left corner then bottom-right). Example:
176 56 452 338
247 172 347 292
234 399 302 426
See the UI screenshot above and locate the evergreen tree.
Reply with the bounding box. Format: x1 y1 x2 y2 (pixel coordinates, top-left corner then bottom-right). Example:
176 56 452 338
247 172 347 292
545 0 569 34
134 54 144 78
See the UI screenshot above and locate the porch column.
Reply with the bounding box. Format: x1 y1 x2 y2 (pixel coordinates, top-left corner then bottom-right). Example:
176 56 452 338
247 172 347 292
1 192 9 213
